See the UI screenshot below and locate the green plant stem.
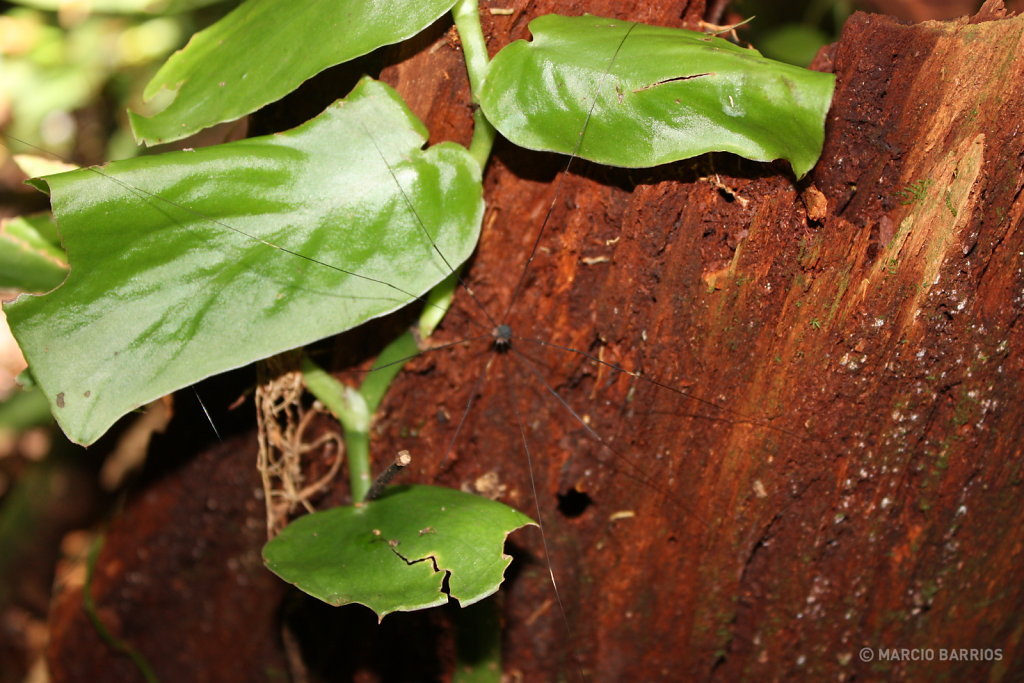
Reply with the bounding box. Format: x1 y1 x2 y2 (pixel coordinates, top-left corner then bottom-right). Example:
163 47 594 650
301 356 372 502
467 106 497 171
453 595 503 682
317 271 458 503
418 269 460 340
452 0 496 169
304 308 444 502
83 534 159 683
359 332 419 415
307 3 494 505
443 13 504 675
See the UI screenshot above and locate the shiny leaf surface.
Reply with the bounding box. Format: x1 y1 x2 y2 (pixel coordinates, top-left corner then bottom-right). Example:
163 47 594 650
5 78 483 445
263 485 535 618
130 0 458 144
479 14 835 178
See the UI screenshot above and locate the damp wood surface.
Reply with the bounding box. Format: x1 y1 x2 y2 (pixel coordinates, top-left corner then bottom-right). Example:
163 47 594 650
43 1 1024 681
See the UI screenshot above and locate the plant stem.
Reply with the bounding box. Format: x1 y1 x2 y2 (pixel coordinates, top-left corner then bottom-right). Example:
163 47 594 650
418 269 460 340
84 534 159 682
452 0 496 169
359 328 422 414
302 315 433 503
301 356 372 502
307 2 495 505
453 595 503 682
344 428 371 502
467 104 497 172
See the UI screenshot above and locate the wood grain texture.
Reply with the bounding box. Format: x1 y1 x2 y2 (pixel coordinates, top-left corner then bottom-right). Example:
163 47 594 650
45 2 1024 681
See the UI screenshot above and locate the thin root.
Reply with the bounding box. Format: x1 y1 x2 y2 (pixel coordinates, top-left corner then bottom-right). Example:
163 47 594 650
256 352 344 538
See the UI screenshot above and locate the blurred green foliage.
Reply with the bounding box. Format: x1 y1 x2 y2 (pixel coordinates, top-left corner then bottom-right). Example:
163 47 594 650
0 0 230 161
13 0 222 12
733 0 854 66
0 10 230 664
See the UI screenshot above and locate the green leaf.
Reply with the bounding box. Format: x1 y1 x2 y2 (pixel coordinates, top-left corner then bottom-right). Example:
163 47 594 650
263 485 535 618
0 214 68 292
4 77 483 446
129 0 459 145
478 14 835 178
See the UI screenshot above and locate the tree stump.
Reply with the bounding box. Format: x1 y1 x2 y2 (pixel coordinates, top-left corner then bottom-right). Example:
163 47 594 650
46 1 1024 681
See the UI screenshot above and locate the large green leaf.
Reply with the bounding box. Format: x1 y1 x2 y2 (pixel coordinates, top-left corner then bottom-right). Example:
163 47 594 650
478 14 835 178
129 0 459 144
263 485 535 618
4 77 483 446
0 214 68 292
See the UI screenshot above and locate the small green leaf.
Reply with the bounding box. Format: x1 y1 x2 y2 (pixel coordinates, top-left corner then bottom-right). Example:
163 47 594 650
4 78 483 446
479 14 835 178
263 485 535 618
0 214 68 292
130 0 460 144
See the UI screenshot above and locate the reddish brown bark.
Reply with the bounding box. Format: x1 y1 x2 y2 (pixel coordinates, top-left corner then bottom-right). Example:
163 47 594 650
45 437 289 681
381 1 1024 679
45 1 1024 681
857 0 1024 21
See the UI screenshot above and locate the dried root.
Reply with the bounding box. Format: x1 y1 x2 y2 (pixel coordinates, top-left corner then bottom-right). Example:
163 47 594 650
256 352 344 538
